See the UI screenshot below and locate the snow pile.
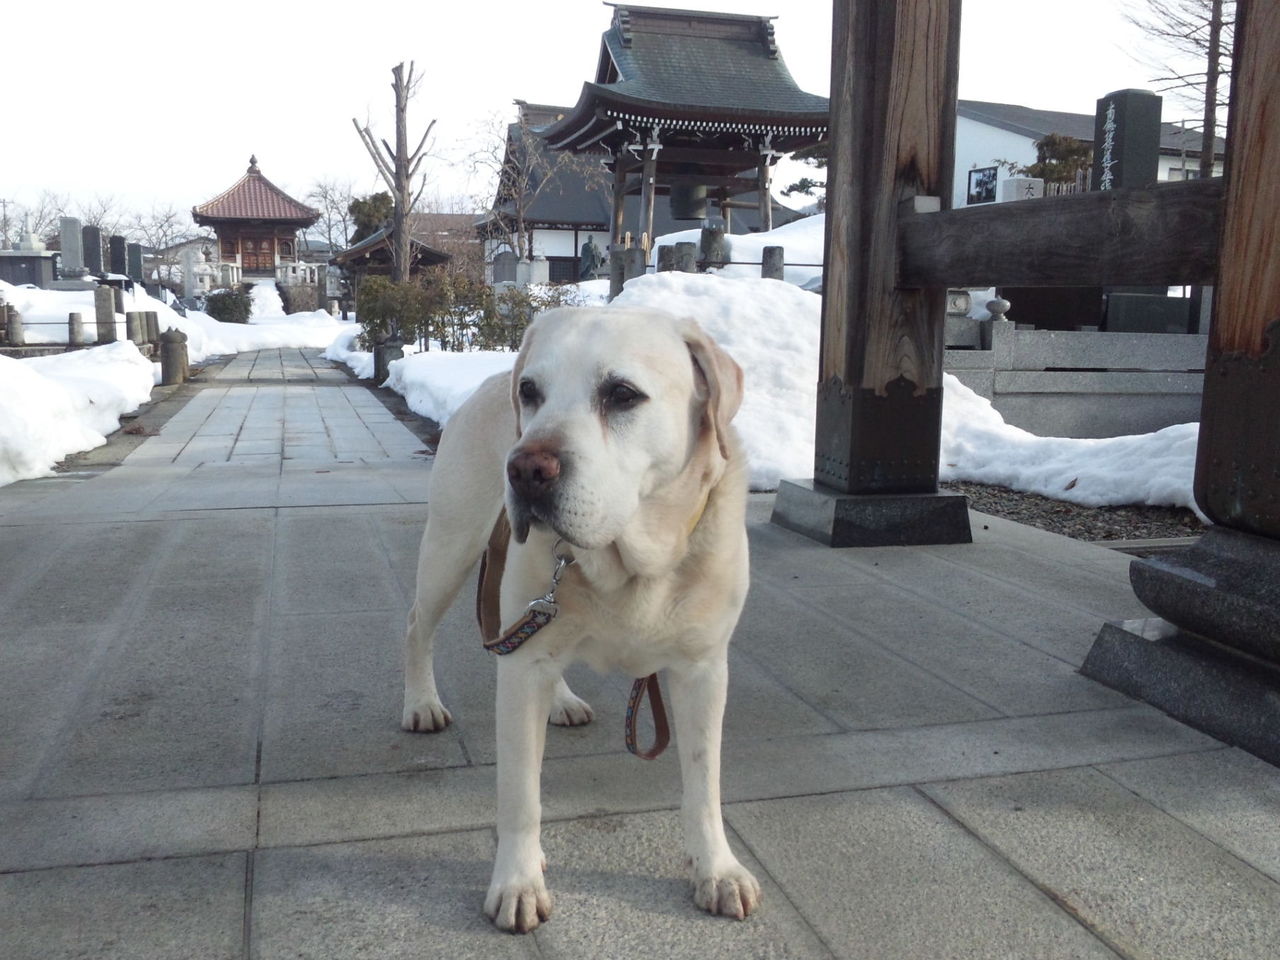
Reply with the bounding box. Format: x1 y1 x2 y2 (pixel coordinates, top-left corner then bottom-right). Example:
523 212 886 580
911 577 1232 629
0 342 155 486
939 381 1201 512
249 279 286 319
385 350 521 425
322 327 373 380
375 269 1199 512
615 272 820 489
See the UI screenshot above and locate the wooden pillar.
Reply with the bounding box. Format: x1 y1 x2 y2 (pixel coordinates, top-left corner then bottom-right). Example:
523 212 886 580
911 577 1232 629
610 155 627 247
814 0 960 495
609 155 628 300
719 187 733 233
1194 0 1280 538
758 159 773 232
771 0 969 547
638 150 658 255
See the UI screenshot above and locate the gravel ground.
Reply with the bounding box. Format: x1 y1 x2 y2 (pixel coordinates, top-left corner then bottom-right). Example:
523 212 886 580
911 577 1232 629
940 480 1205 543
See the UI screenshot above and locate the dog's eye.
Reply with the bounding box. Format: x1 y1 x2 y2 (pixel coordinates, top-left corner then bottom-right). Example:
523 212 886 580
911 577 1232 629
518 379 541 406
603 380 646 410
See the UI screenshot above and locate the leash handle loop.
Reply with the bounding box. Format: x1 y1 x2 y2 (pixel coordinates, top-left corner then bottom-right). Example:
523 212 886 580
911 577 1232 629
624 673 670 760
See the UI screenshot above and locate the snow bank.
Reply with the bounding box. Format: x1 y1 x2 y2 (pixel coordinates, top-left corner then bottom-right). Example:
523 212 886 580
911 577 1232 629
0 278 357 488
0 279 356 365
939 376 1201 513
0 342 155 486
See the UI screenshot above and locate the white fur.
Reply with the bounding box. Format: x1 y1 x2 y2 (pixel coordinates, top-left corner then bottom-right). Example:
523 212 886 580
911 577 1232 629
402 306 760 931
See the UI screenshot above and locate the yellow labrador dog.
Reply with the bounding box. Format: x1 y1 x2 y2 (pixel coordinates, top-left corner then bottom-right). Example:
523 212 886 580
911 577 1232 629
401 306 760 932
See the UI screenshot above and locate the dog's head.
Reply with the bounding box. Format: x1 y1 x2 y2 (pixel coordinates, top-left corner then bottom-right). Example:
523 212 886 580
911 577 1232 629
505 306 743 549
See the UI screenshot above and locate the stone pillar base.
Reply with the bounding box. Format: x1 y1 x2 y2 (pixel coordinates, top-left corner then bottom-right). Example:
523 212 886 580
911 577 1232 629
1083 617 1280 766
771 479 972 547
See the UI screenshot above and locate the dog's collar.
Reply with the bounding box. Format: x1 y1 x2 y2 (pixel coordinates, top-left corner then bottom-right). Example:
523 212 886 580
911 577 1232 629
686 485 711 539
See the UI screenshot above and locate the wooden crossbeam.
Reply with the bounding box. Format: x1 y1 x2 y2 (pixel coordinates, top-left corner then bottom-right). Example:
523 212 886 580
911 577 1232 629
897 178 1224 289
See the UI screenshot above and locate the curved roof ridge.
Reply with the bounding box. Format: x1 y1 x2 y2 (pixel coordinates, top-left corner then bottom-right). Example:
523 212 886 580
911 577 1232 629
193 158 319 225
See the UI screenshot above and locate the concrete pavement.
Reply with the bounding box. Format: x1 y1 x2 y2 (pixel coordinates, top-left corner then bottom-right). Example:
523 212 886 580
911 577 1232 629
2 348 1279 959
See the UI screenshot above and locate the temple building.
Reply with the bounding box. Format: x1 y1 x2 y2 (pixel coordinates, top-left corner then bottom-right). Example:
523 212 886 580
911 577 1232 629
192 156 319 285
537 5 828 257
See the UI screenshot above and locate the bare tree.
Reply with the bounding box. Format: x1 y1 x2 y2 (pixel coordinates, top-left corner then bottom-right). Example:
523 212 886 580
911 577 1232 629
470 105 609 261
16 191 71 243
1125 0 1235 177
76 194 129 238
306 179 355 253
352 62 436 284
129 206 197 287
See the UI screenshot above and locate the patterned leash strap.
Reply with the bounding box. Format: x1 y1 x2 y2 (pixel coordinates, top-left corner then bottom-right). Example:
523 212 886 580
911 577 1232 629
625 673 670 760
484 545 574 656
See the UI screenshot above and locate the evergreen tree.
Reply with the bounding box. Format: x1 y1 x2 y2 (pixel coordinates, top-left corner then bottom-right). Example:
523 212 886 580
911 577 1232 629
348 192 394 245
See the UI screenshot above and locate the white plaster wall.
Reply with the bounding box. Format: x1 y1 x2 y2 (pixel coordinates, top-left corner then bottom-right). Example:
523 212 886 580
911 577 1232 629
1158 154 1224 180
529 228 612 259
952 117 1037 208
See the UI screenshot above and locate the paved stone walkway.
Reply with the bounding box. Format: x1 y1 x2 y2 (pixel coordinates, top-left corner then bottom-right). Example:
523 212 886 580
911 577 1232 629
2 349 1279 959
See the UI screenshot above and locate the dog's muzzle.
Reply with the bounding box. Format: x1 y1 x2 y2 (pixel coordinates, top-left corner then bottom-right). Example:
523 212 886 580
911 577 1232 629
506 448 562 543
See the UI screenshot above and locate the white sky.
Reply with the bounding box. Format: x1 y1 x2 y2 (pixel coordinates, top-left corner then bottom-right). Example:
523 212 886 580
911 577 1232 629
4 0 1182 218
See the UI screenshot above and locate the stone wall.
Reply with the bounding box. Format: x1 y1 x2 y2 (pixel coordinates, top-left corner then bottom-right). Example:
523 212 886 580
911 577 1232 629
944 319 1207 438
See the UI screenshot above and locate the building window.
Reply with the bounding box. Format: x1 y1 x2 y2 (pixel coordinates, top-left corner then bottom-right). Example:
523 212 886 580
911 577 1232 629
547 256 578 283
221 238 237 256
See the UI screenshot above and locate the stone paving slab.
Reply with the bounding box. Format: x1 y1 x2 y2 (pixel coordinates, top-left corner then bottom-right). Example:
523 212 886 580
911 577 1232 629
923 767 1280 960
0 785 258 873
726 788 1119 959
1098 748 1280 884
0 853 246 960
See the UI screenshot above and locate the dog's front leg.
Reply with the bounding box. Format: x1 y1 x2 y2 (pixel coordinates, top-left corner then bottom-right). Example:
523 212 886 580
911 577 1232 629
485 653 558 933
669 653 761 920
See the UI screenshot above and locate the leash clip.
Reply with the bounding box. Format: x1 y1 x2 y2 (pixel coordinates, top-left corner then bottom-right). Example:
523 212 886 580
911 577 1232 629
529 541 575 614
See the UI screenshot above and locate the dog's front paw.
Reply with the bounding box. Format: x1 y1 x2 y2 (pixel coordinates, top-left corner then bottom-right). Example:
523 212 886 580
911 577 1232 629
401 695 452 733
548 689 594 727
484 872 552 933
692 860 761 920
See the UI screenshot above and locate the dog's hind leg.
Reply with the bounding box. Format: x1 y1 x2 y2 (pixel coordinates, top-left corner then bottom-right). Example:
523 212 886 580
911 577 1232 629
403 374 512 733
402 505 496 732
548 677 593 727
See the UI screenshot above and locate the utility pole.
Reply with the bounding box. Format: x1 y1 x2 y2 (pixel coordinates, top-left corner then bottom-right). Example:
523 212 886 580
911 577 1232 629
0 198 13 250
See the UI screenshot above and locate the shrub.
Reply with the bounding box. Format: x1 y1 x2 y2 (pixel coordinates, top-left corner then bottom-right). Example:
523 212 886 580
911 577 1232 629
356 275 439 349
205 288 253 324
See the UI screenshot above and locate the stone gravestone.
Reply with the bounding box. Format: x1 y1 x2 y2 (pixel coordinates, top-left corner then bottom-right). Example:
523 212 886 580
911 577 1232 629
82 225 103 274
181 248 197 298
126 242 144 282
492 249 517 284
108 235 127 276
999 177 1044 202
1091 89 1190 331
59 218 86 277
1092 88 1162 192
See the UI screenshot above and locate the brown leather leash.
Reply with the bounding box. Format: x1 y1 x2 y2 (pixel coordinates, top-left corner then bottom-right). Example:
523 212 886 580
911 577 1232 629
476 512 670 760
624 673 670 759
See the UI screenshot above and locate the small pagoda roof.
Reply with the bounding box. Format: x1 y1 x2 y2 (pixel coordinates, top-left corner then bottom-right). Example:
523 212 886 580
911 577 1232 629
193 156 320 227
542 5 828 153
330 225 450 272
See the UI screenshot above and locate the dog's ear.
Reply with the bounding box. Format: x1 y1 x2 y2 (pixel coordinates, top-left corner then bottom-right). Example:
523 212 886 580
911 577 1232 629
509 320 540 438
682 321 744 461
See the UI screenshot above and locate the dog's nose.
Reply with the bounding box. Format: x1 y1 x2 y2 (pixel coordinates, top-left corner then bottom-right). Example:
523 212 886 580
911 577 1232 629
507 449 561 500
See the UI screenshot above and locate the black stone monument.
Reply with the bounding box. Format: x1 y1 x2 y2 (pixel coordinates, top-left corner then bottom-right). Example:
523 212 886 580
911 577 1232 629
126 242 144 282
108 235 127 276
82 225 103 275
